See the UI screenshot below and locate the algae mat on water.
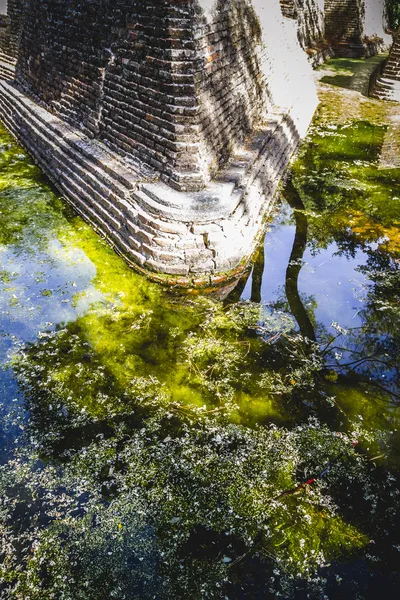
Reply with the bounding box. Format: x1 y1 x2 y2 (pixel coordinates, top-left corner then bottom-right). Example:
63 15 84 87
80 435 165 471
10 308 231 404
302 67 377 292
0 58 400 599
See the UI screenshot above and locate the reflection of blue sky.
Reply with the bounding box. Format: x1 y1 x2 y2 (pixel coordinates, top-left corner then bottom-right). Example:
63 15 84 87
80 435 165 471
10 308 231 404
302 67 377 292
0 241 103 360
241 208 369 333
0 237 105 453
299 243 368 330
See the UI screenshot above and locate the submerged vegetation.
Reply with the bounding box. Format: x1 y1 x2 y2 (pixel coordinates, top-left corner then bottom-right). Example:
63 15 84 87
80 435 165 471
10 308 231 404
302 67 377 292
1 57 400 598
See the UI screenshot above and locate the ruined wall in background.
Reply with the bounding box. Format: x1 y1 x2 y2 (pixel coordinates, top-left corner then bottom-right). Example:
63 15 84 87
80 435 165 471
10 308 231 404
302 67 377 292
325 0 390 56
325 0 364 46
296 0 326 50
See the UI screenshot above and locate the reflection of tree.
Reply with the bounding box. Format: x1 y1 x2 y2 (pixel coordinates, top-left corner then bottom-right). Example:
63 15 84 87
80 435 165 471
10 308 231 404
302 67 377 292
284 179 316 343
250 233 265 303
281 118 400 398
326 251 400 397
3 384 393 600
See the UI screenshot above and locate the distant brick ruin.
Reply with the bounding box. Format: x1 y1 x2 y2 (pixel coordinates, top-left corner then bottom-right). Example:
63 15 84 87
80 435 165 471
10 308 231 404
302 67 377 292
0 0 392 287
374 28 400 102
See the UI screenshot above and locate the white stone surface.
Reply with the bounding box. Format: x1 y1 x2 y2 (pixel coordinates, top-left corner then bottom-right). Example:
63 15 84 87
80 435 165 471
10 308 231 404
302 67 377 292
198 0 319 139
252 0 319 137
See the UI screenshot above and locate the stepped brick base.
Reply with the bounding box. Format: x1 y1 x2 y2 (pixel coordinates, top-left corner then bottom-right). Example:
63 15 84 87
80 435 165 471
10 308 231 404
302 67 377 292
0 52 15 80
0 79 300 287
373 30 400 102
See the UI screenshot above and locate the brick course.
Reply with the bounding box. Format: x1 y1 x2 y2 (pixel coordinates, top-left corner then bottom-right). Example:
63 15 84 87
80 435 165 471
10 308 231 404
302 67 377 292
12 0 271 193
0 0 321 285
373 28 400 102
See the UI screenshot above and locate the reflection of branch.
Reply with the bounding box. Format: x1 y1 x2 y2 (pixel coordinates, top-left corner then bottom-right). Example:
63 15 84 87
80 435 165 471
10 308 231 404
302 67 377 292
324 346 366 356
326 352 390 369
346 377 400 402
249 326 283 344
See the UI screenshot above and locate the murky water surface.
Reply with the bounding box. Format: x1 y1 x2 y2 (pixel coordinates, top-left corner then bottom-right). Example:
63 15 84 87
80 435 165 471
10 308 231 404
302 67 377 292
1 59 400 599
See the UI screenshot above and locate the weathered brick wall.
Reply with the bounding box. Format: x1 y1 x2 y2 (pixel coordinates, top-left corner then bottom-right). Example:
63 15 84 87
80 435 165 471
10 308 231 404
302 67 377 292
325 0 364 45
99 1 210 192
280 0 297 20
193 1 270 181
296 0 325 49
16 0 119 138
280 1 325 50
14 0 270 192
0 0 319 284
0 0 26 60
325 0 390 56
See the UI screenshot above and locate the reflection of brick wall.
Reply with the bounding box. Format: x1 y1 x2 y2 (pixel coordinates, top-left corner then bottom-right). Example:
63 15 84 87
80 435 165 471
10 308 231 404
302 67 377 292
15 0 270 192
280 0 297 19
296 0 325 49
324 0 389 57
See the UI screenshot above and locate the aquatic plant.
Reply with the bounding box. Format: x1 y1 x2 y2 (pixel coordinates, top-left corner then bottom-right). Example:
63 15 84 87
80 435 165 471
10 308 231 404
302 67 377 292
1 59 400 599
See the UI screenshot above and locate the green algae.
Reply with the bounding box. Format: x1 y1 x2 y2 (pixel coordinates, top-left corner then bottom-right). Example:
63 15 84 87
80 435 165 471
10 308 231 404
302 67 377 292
1 58 400 599
319 55 388 96
290 119 400 256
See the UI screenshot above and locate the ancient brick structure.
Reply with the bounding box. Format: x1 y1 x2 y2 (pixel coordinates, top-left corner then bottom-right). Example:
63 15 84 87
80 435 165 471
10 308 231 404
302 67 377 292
0 0 391 286
325 0 390 57
12 0 276 193
373 28 400 102
280 0 332 66
0 0 321 286
0 0 25 79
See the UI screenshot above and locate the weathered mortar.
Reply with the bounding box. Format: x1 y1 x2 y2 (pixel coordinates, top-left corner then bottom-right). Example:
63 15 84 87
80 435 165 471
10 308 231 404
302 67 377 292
0 0 320 286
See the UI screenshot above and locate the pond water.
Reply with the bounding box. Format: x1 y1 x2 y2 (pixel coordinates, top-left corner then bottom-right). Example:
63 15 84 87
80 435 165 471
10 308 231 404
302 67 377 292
0 59 400 599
